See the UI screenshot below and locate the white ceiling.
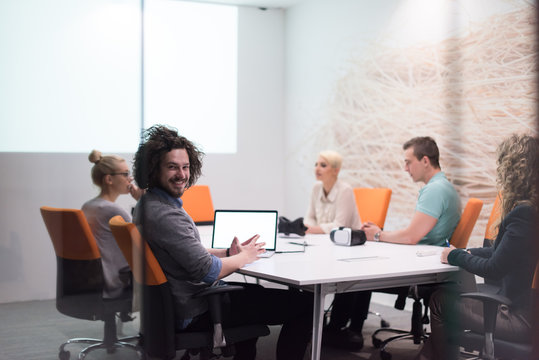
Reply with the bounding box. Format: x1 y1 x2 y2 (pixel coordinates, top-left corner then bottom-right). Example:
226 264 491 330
189 0 303 9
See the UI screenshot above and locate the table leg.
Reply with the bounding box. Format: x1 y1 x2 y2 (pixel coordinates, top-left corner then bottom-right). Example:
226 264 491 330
311 284 326 360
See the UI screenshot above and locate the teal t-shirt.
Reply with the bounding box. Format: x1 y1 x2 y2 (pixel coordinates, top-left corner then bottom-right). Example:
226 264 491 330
416 172 461 246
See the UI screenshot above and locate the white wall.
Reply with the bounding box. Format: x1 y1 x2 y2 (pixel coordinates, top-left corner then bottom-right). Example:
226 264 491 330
283 0 401 219
0 6 285 304
202 6 285 212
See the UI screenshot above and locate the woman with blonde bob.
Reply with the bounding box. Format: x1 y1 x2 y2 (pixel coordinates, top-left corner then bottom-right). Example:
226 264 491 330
82 150 144 299
417 134 539 360
304 150 361 234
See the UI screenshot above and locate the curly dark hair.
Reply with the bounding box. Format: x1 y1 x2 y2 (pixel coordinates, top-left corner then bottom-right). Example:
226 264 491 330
133 125 204 190
402 136 440 169
496 134 539 218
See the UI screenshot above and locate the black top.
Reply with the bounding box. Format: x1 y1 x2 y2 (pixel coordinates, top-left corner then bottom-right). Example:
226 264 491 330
448 204 538 314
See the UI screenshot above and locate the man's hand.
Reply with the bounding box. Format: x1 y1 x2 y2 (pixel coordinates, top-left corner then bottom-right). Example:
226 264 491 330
228 235 259 256
361 222 381 241
237 234 265 263
218 234 265 279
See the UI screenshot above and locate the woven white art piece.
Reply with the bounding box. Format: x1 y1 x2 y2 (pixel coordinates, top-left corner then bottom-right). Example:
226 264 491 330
306 3 537 246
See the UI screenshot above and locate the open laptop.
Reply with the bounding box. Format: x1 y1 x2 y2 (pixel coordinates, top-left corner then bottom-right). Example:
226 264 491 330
211 210 278 258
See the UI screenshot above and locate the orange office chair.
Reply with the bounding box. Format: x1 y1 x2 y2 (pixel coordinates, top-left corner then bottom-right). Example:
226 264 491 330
373 198 483 359
181 185 215 225
484 193 502 242
40 206 140 360
450 198 484 248
325 188 396 331
353 188 392 228
109 216 270 360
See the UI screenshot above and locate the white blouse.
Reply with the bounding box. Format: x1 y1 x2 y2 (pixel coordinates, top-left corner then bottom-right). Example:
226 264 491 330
304 179 362 233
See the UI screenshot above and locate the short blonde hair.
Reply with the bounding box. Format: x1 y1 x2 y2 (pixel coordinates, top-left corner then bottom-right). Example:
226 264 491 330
319 150 342 169
88 149 125 188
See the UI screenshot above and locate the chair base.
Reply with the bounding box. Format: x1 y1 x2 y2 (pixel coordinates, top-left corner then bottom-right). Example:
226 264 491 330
460 331 532 360
372 330 428 360
58 335 141 360
368 309 391 328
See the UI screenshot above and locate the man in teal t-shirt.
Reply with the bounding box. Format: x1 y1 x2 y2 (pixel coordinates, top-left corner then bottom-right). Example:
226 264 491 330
416 171 461 245
323 137 461 351
362 136 461 245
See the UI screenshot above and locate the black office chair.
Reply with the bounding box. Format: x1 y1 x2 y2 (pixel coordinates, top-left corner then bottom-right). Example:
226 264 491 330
458 262 537 360
109 215 270 360
40 206 140 360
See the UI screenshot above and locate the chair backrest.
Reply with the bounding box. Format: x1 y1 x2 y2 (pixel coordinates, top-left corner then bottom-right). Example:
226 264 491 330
484 193 502 241
449 198 483 248
40 206 104 319
353 188 392 228
40 206 100 260
109 215 167 287
109 215 177 360
181 185 215 225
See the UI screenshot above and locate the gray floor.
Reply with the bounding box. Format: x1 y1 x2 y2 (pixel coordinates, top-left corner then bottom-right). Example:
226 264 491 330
0 298 431 360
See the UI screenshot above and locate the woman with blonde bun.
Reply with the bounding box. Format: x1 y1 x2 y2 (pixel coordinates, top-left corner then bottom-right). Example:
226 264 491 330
304 150 361 234
82 150 144 299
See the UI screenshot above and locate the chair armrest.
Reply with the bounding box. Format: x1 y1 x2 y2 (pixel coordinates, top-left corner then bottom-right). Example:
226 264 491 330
460 292 512 334
193 284 244 298
193 284 246 348
193 284 245 325
461 292 512 307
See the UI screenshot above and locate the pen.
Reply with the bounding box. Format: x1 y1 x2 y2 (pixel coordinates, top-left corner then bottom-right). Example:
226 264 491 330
289 241 308 247
445 239 450 247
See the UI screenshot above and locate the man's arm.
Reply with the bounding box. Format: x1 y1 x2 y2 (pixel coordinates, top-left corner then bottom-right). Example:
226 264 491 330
208 248 227 258
216 237 265 279
217 253 255 279
362 211 437 245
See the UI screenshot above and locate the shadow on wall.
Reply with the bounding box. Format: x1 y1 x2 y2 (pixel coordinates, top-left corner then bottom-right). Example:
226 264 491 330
0 232 23 282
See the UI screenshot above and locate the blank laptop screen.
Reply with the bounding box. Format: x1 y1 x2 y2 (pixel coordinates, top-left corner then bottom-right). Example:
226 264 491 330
211 210 278 251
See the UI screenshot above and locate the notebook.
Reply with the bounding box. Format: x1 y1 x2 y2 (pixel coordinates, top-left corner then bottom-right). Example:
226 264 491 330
211 210 278 258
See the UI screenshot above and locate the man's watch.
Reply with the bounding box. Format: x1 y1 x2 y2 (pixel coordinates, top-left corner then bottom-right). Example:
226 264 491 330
374 231 381 242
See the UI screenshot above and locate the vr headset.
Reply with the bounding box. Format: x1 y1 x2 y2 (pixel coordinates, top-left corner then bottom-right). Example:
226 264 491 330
330 227 367 246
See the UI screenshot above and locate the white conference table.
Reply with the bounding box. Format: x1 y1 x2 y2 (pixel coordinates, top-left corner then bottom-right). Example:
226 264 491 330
198 227 460 360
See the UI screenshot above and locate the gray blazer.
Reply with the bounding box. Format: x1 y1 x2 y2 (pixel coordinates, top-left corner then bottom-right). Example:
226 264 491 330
134 190 215 320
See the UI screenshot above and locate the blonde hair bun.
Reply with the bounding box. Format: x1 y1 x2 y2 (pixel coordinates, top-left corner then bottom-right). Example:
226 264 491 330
88 149 103 164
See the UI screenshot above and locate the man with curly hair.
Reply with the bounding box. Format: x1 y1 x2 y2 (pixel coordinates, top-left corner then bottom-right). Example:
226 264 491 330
132 125 313 360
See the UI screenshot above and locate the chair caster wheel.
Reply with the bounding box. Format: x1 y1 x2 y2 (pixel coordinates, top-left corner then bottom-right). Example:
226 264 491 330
380 349 392 360
59 350 70 360
381 319 390 328
372 336 382 348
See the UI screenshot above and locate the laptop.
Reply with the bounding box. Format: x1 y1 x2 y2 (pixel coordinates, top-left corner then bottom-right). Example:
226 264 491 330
211 210 278 258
